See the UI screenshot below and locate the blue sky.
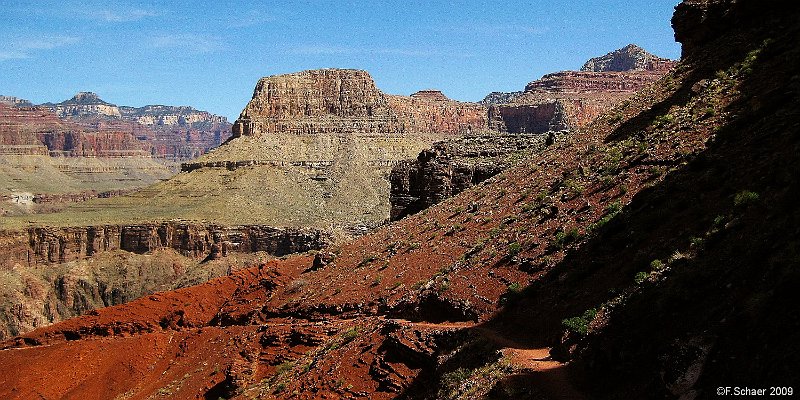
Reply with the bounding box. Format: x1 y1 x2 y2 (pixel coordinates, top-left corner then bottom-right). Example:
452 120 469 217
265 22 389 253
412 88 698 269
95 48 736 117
1 0 682 121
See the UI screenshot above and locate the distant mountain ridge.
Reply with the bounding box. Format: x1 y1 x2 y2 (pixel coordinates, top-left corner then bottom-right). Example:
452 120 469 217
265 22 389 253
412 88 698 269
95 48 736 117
39 92 229 129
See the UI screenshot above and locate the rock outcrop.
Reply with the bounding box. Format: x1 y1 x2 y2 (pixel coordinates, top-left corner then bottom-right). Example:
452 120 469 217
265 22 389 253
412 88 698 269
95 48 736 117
485 44 675 134
390 131 568 220
0 95 33 107
152 69 491 233
0 222 330 267
42 92 233 161
581 43 676 72
232 69 485 138
0 221 330 339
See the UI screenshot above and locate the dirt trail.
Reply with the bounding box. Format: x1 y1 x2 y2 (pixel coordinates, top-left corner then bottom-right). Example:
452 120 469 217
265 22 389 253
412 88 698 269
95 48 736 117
395 319 587 399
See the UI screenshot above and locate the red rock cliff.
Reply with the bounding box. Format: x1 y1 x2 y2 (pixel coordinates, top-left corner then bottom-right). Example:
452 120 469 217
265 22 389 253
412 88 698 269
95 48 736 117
232 69 487 137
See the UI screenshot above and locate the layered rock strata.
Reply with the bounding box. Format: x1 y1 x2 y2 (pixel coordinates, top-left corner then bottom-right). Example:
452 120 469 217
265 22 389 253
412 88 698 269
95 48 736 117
484 44 676 134
165 69 490 231
43 92 232 161
231 69 485 138
390 131 568 220
0 222 330 268
581 43 676 72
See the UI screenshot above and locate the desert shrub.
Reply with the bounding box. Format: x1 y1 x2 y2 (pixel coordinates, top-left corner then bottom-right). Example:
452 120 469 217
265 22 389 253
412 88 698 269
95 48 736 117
358 254 378 267
650 259 665 271
653 114 674 128
507 242 522 257
734 190 759 206
553 227 581 249
342 326 360 342
634 271 650 284
562 308 598 335
275 361 294 375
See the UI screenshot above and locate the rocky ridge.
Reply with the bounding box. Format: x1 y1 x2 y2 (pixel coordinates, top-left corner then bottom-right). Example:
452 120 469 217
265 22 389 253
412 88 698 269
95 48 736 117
392 45 676 222
44 92 233 161
581 43 675 72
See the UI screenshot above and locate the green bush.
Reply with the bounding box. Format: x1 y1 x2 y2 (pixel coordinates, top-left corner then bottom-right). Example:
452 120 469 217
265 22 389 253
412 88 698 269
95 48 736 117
553 227 581 249
562 308 598 335
653 114 675 128
634 271 650 284
507 242 522 257
650 259 665 271
342 327 360 342
734 190 759 206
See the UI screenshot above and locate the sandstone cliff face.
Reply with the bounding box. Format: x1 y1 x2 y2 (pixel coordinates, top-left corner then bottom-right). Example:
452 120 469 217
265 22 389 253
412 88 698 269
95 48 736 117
0 222 330 338
485 44 675 134
39 92 233 161
0 96 34 107
0 222 329 267
233 69 486 138
163 69 490 233
50 92 122 118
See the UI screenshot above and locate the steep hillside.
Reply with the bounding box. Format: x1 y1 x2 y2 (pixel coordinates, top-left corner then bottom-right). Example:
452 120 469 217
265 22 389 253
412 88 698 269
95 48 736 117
390 45 676 222
1 0 794 398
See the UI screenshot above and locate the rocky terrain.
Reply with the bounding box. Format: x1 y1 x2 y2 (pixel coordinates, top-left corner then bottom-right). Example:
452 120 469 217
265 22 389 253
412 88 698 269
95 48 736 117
391 45 676 222
3 70 489 233
1 0 794 398
389 131 568 221
0 103 174 215
0 222 329 339
581 43 675 72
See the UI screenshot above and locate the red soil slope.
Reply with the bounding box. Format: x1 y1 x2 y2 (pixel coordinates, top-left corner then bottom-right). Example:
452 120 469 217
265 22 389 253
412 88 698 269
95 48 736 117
1 0 798 398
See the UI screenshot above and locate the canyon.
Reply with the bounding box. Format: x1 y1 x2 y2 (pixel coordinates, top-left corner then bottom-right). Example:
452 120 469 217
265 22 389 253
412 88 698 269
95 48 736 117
4 45 674 231
2 0 796 399
0 93 231 216
0 44 677 342
390 44 676 221
0 222 329 339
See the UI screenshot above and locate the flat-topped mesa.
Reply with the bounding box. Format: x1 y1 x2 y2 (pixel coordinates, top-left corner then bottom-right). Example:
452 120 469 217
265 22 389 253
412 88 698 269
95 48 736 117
410 90 450 101
581 43 677 72
233 69 394 137
232 69 487 137
119 105 229 128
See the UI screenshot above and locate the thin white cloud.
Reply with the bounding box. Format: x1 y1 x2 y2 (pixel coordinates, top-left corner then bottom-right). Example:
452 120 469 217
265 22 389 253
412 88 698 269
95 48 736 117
0 51 28 61
16 36 81 50
439 23 550 39
89 8 160 22
287 45 473 58
228 10 275 28
150 34 224 54
0 35 81 61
